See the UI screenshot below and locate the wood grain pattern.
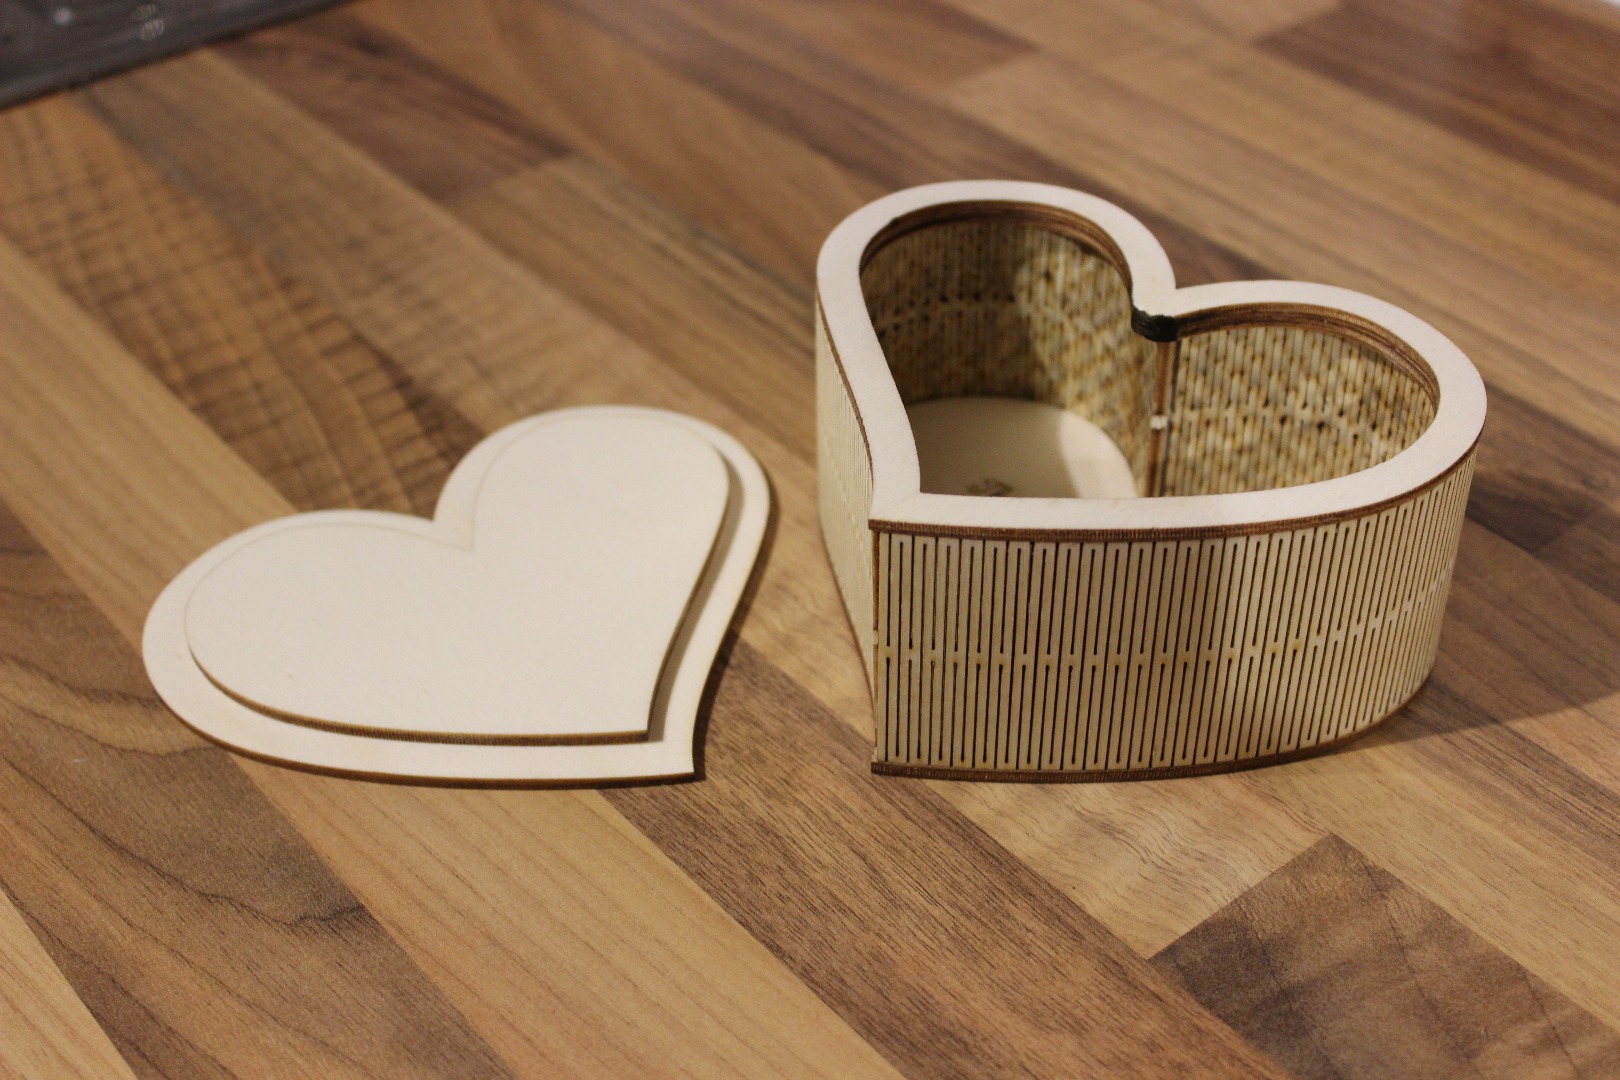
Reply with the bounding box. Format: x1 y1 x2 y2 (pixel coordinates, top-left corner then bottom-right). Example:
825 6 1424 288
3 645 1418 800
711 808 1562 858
3 0 1619 1073
1464 387 1620 555
936 771 1326 957
1106 34 1620 315
0 95 483 519
1432 522 1620 796
1543 506 1620 611
202 10 819 454
78 53 628 431
217 11 565 202
713 0 1029 92
1147 0 1335 41
943 0 1224 71
1242 663 1620 1031
356 0 877 287
543 0 1269 287
1156 836 1620 1079
608 642 1289 1079
1264 0 1620 207
454 156 816 456
0 886 134 1080
0 508 512 1079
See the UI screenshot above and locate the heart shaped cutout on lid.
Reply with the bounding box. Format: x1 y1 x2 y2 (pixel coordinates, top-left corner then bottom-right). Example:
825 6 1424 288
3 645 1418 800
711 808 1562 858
816 181 1485 780
144 407 769 785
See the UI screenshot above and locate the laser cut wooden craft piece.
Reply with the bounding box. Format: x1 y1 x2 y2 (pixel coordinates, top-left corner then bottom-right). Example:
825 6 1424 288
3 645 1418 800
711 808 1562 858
816 181 1486 780
144 406 768 785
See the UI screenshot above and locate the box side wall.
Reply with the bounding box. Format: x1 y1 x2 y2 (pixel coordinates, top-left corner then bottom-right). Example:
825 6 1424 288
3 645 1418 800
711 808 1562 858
816 310 877 684
872 456 1475 775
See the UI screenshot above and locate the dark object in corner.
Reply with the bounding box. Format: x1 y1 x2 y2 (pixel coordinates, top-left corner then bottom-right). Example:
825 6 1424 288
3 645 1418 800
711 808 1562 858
0 0 336 107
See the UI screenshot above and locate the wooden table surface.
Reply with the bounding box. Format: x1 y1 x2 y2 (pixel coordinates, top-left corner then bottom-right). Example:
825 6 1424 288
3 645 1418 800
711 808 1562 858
2 0 1619 1076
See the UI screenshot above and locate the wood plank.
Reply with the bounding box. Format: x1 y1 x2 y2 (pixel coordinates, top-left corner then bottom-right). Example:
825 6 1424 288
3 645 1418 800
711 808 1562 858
1156 836 1620 1079
1264 0 1620 207
1465 388 1620 554
353 0 877 287
78 55 629 432
0 515 510 1078
608 641 1291 1079
943 54 1620 446
1056 32 1620 316
1091 375 1620 1022
0 235 290 637
212 4 838 424
192 21 816 455
234 767 904 1078
1533 0 1620 34
1541 506 1620 613
216 9 565 201
0 95 483 519
1240 665 1620 1031
0 886 135 1080
940 0 1223 70
536 0 1267 287
0 232 904 1080
703 0 1029 91
1435 522 1620 792
453 155 814 459
0 0 1615 1072
935 774 1326 957
1141 0 1337 40
1432 621 1620 802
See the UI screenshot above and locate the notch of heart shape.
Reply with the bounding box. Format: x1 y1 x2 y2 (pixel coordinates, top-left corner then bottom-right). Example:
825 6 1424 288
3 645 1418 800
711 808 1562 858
143 407 768 785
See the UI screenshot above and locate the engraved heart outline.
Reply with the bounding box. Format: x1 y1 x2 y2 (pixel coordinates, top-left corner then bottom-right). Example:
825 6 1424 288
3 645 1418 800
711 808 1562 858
818 180 1485 535
143 407 769 786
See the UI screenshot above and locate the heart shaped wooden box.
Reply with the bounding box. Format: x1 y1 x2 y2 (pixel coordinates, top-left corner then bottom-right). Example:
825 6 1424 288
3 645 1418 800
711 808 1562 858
817 182 1486 780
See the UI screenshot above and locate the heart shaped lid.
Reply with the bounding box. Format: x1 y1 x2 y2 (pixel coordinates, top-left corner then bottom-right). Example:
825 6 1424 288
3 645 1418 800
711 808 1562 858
184 412 729 744
143 407 768 785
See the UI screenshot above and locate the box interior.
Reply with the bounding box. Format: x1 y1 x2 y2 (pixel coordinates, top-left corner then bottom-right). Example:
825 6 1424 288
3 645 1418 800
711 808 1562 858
860 212 1438 499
